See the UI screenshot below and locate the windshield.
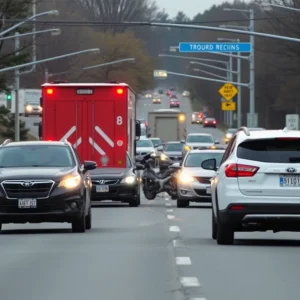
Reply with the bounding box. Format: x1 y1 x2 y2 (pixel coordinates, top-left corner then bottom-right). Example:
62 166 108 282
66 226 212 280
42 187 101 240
150 138 162 146
0 145 75 167
186 135 214 143
184 152 224 167
137 140 153 147
164 143 183 151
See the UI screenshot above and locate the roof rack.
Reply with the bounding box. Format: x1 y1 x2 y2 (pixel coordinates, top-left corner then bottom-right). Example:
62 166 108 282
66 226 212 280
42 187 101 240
0 139 13 147
237 126 250 136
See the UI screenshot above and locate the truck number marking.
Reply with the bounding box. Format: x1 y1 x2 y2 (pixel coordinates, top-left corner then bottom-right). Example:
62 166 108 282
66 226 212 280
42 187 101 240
89 137 105 155
116 116 123 125
60 126 76 141
95 126 114 147
73 137 82 148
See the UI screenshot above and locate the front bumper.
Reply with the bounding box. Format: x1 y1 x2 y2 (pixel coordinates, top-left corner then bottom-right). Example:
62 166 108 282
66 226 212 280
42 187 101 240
177 181 211 202
0 189 83 224
219 203 300 231
91 181 138 202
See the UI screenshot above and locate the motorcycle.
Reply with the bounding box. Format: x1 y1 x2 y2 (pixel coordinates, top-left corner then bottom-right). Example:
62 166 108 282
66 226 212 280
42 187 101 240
135 152 181 200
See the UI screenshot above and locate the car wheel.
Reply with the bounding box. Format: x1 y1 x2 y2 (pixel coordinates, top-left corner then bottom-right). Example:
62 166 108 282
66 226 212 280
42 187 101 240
72 212 86 233
129 196 138 207
212 210 217 240
85 206 92 230
177 198 189 208
217 222 234 245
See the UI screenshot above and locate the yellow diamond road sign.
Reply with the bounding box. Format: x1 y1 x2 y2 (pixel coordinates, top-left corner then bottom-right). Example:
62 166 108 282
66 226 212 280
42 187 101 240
222 101 236 111
219 83 238 101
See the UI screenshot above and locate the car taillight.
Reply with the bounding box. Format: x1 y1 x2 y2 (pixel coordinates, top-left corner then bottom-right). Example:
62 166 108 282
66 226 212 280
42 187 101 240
205 120 208 123
213 121 216 124
225 164 259 177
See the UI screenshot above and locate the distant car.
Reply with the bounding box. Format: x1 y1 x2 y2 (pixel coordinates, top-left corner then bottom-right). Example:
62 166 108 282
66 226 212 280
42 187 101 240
136 138 155 156
158 89 164 94
149 137 163 148
224 128 237 144
170 99 180 108
203 117 217 128
145 93 152 98
152 97 161 104
170 94 177 99
25 102 42 117
191 112 203 124
182 91 190 97
161 141 184 162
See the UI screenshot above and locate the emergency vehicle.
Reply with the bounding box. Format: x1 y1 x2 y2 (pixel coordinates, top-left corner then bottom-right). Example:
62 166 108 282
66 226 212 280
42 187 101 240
37 83 140 167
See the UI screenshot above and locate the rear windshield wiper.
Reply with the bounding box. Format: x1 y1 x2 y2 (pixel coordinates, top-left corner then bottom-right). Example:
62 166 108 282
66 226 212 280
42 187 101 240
289 157 300 162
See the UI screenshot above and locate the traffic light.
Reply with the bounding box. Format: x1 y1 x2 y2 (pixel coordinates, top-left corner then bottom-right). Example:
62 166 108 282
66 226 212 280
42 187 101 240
6 90 12 101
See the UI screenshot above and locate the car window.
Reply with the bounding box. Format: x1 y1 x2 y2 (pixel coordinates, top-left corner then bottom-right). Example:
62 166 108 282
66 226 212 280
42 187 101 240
137 140 153 147
0 145 75 167
184 152 224 167
126 155 132 168
164 143 183 151
151 139 162 146
237 138 300 163
186 135 214 143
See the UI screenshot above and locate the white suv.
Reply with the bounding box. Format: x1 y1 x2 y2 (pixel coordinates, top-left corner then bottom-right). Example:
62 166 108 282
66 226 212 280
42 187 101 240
201 127 300 245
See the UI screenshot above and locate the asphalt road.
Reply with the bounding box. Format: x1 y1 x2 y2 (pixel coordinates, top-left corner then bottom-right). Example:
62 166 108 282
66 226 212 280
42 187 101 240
11 93 300 300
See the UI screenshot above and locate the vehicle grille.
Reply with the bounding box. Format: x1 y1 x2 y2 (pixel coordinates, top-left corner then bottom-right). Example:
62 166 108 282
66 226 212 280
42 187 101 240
194 189 209 196
2 180 54 199
92 179 119 185
194 177 211 184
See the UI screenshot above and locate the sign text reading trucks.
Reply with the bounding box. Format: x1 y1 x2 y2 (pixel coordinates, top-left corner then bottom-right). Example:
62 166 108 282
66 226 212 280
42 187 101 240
38 83 140 168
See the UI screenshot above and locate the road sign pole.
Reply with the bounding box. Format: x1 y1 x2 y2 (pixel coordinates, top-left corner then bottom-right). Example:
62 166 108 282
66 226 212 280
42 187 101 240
237 48 242 128
229 52 233 126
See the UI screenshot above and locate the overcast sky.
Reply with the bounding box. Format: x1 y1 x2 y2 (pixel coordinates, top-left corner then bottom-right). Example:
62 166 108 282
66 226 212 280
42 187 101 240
158 0 234 18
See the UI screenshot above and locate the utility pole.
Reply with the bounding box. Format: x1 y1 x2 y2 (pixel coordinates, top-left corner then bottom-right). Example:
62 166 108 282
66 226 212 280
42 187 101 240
14 32 20 141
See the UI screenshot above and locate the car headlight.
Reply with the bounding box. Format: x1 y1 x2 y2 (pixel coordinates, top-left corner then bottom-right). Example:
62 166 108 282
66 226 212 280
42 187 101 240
160 153 168 161
178 172 195 183
225 133 232 138
26 105 32 111
58 174 81 189
121 176 136 184
184 145 191 151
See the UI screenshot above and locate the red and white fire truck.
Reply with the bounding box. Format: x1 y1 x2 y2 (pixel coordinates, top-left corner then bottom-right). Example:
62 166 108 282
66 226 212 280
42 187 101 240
36 82 142 206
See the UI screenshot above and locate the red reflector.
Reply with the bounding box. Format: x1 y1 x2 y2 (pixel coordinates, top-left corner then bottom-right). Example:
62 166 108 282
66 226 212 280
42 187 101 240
46 89 53 95
225 164 259 177
230 205 244 211
116 88 124 94
276 138 300 140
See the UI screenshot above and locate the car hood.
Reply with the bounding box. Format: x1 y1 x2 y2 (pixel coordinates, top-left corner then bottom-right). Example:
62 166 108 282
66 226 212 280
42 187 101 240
0 167 75 181
163 151 182 156
136 147 154 152
182 167 216 177
90 168 131 178
186 142 214 147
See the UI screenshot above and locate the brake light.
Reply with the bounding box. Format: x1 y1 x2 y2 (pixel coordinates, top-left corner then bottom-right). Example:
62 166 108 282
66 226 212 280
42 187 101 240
116 88 124 94
230 205 244 211
205 120 208 123
225 164 259 177
46 88 53 95
213 121 216 124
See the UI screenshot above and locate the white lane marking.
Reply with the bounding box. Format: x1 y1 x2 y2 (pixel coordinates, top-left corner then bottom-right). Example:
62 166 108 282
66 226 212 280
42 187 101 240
173 239 185 248
189 298 207 300
95 126 114 147
60 125 76 141
73 137 82 148
180 277 201 287
165 198 169 201
169 226 180 232
165 203 172 207
176 257 192 265
167 215 175 220
89 137 105 155
166 209 173 212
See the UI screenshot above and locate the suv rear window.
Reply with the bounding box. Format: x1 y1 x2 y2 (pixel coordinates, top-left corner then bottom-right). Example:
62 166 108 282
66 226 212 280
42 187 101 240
237 138 300 163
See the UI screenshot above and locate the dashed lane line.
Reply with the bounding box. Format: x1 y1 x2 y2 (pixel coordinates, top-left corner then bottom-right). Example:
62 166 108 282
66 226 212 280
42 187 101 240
176 257 192 265
166 209 173 212
172 239 185 248
169 226 180 232
180 277 201 287
167 215 175 220
165 203 172 207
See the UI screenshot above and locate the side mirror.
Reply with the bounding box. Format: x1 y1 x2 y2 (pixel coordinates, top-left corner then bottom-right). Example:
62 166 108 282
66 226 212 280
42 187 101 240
172 162 180 168
38 122 42 138
180 140 185 143
147 133 152 138
201 158 217 171
156 145 163 151
135 120 141 137
215 139 220 144
134 163 144 171
83 160 97 171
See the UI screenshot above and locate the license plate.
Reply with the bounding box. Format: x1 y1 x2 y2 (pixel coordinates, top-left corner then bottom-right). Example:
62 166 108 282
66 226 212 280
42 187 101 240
96 185 109 192
206 187 211 194
18 199 37 208
280 175 300 187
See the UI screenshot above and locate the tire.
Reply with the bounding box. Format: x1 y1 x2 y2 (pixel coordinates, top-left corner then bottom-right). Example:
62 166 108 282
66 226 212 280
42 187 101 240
85 206 92 230
72 212 86 233
212 210 217 240
177 198 189 208
129 196 138 207
217 222 234 245
137 188 141 206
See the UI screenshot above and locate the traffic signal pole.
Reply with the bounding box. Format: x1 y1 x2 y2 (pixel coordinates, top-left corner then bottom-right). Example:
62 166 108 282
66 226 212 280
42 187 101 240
14 32 20 141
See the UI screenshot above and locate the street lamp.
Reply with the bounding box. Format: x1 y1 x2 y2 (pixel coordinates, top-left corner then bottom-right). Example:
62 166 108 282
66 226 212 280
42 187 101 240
218 37 242 128
222 7 255 127
0 10 59 37
45 57 135 82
